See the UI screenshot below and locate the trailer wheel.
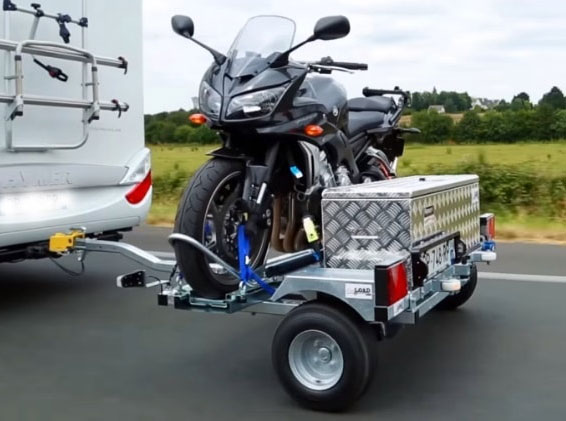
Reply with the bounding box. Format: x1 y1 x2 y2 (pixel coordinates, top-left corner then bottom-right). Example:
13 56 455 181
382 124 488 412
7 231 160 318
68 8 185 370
272 302 374 412
437 264 478 310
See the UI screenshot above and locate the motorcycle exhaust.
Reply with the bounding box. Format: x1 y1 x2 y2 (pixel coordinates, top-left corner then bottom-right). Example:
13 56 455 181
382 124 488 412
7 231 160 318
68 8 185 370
283 194 299 253
270 196 285 253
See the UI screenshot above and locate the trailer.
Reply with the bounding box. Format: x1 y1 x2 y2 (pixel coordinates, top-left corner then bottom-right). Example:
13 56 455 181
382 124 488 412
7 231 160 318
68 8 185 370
48 175 498 412
0 0 149 263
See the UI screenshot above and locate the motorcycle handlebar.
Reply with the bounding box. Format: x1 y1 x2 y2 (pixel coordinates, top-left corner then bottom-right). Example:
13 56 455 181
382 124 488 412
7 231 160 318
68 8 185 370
331 61 368 71
363 87 410 101
314 57 368 71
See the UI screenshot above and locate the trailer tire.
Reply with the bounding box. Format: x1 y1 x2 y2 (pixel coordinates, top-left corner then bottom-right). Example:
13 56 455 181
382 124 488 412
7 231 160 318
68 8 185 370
436 264 478 310
272 302 374 412
174 158 270 298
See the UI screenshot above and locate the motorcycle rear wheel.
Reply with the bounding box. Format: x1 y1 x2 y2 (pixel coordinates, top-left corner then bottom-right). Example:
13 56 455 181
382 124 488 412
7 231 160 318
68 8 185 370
174 158 271 298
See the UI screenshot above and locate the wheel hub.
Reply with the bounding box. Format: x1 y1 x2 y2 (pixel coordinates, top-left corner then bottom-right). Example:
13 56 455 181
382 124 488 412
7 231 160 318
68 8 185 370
288 330 344 391
317 347 331 363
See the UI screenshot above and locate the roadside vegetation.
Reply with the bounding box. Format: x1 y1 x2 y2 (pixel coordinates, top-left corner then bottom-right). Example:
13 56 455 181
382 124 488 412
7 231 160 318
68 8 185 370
145 86 566 242
148 143 566 242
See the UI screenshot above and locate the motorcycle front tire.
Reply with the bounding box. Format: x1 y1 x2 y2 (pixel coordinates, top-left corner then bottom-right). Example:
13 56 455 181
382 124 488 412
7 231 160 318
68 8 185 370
173 158 269 299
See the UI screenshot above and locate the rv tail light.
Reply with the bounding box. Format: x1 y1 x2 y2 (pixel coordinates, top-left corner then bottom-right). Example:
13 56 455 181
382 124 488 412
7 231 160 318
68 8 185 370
480 213 496 240
374 259 409 306
126 171 152 204
120 149 152 185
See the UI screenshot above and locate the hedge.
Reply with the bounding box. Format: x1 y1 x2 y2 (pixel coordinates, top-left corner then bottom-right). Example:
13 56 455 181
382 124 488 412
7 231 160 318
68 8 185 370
407 108 566 143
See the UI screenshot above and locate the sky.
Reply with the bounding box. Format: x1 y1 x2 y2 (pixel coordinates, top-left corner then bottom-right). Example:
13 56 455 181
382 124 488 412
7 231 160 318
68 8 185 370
142 0 566 114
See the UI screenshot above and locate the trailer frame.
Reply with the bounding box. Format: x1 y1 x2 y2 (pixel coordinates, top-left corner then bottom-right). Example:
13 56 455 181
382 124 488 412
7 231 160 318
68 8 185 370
50 212 497 411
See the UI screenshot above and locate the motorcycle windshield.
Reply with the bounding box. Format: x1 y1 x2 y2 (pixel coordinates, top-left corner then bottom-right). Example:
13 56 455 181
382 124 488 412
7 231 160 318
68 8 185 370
226 16 296 78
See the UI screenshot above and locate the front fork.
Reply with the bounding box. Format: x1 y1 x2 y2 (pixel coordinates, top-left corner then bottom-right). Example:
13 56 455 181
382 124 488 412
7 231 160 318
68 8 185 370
241 143 280 237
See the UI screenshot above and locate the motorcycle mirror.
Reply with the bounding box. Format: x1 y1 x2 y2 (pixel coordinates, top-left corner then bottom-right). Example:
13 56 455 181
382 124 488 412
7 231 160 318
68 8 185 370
171 15 195 38
313 16 350 41
171 15 227 65
271 15 350 67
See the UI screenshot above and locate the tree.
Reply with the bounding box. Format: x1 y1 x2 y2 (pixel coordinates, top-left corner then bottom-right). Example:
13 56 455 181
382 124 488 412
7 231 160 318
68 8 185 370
410 90 473 112
455 110 482 141
495 100 510 112
411 110 454 143
513 92 530 103
510 97 531 111
444 97 457 113
173 125 195 143
531 104 555 140
477 111 507 142
146 121 177 143
550 109 566 138
411 92 424 111
538 87 566 110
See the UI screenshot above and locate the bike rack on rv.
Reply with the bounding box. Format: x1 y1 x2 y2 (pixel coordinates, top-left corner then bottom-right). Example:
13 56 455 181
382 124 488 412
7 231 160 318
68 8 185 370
1 0 129 152
48 212 497 411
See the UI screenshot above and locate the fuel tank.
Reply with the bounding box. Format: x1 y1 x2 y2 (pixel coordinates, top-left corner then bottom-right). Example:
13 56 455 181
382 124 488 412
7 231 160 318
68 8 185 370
296 75 348 127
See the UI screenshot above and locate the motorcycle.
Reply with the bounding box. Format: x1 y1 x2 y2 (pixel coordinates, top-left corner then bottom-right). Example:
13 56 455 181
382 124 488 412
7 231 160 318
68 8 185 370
171 14 417 298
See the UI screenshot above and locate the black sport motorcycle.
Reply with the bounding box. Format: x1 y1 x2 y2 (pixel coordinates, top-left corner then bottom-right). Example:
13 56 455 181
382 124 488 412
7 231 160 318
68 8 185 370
171 14 417 298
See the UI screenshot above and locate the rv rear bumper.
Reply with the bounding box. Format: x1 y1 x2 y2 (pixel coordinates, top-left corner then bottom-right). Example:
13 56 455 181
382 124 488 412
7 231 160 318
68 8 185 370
0 185 151 250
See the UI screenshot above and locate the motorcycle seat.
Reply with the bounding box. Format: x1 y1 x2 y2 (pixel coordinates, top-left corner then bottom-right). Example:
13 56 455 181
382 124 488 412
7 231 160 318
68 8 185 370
348 96 397 113
347 111 386 137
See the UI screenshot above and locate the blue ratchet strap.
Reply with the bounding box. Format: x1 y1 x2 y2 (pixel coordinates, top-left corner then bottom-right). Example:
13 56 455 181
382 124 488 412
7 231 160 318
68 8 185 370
482 240 496 252
237 225 275 295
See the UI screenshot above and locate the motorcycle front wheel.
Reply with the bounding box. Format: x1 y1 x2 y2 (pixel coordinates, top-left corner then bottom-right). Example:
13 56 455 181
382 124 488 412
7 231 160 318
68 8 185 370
174 158 271 298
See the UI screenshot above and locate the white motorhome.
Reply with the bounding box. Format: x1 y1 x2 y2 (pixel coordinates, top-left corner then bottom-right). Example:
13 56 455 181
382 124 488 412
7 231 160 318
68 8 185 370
0 0 150 262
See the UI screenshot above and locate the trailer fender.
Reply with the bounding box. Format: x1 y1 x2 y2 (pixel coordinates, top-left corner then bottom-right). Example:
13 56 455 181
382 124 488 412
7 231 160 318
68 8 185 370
271 285 375 322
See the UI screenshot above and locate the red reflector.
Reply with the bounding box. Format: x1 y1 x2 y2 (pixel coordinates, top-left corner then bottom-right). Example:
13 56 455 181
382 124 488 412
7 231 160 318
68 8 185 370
480 213 496 240
387 263 409 305
126 171 152 205
488 215 496 239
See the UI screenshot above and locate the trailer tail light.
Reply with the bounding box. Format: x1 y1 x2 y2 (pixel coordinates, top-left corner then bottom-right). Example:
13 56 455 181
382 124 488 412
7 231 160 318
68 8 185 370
374 259 409 306
387 262 409 305
126 171 152 204
480 213 496 240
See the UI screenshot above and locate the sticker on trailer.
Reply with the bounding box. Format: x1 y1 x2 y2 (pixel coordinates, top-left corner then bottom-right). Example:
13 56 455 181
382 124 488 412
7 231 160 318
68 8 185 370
471 185 480 208
345 284 373 300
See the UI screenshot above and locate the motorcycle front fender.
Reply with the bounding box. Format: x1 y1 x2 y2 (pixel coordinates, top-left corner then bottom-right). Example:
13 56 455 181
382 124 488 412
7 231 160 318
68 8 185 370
208 147 253 162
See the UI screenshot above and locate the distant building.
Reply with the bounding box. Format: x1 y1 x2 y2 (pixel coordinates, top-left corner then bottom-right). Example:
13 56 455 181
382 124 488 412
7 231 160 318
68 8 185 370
191 96 199 110
471 97 501 110
428 105 446 114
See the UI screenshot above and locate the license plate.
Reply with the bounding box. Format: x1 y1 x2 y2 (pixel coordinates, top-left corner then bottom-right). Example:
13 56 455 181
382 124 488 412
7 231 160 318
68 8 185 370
0 191 71 216
421 239 456 277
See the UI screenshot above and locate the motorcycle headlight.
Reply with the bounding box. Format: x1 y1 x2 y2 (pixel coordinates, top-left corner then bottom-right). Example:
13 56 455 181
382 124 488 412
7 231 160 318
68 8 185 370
226 86 286 120
199 81 222 118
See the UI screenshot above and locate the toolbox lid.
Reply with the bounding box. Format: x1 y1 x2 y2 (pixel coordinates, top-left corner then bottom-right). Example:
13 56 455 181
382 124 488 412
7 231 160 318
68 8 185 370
322 175 479 199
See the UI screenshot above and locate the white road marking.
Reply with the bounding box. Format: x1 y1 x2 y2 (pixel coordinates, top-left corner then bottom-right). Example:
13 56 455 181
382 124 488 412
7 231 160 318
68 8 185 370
150 251 175 259
148 250 566 285
479 272 566 284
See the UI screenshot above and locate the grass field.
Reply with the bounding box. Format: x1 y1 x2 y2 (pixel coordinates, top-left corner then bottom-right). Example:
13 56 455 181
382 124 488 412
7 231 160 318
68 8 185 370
400 113 464 126
150 142 566 179
399 142 566 177
148 142 566 242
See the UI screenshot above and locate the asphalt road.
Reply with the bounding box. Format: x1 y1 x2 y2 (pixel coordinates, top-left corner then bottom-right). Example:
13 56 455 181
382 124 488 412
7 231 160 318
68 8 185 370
1 226 565 420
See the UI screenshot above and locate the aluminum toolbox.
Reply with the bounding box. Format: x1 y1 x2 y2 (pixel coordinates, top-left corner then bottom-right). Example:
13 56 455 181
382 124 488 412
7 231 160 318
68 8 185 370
322 175 481 270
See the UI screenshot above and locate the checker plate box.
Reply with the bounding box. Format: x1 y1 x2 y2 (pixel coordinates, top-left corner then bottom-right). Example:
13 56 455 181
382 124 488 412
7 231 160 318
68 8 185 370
322 175 481 270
